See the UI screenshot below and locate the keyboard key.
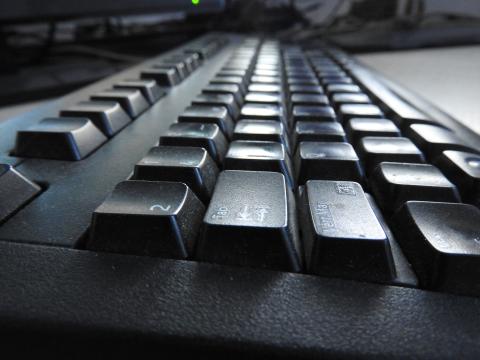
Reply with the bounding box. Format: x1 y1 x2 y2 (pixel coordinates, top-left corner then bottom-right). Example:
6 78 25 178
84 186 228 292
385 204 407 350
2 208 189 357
248 84 282 94
0 164 41 223
288 85 324 94
178 105 234 138
294 121 346 147
331 93 371 108
224 140 294 188
159 123 228 165
251 75 281 84
60 101 131 137
233 119 289 150
88 181 204 258
357 137 425 174
210 76 246 95
244 92 282 105
434 150 480 204
392 201 480 296
141 67 181 86
320 76 353 85
15 117 107 161
192 93 240 119
91 89 149 118
196 170 302 271
407 124 480 160
202 84 243 106
339 104 384 122
156 61 188 80
240 104 284 122
133 146 219 203
346 118 400 146
326 84 361 94
217 69 248 78
290 94 329 107
370 162 460 213
254 69 280 77
299 180 393 282
114 79 165 104
287 77 319 86
295 142 363 185
292 105 336 122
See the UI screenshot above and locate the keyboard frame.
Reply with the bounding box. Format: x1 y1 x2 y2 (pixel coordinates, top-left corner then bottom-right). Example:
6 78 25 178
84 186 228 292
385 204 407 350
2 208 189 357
1 33 480 358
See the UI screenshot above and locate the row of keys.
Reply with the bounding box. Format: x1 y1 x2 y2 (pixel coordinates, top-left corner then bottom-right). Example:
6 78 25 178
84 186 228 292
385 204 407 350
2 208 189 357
12 37 227 161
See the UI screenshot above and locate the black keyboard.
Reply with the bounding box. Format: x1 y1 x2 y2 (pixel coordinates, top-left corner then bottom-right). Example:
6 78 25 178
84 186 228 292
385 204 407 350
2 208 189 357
1 33 480 358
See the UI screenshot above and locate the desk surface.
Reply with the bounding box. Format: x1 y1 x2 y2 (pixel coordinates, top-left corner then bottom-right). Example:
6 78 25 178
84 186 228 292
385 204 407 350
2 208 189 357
358 45 480 135
1 46 479 135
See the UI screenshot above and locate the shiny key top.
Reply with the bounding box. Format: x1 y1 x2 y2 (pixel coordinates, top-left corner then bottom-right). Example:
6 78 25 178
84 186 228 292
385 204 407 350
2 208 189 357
60 101 131 137
15 117 107 161
240 103 284 122
292 105 336 122
357 137 425 174
339 104 384 122
299 180 394 282
88 180 205 258
294 121 346 147
196 170 302 272
295 142 363 185
202 84 243 106
114 79 165 104
244 92 282 106
224 140 294 188
0 164 41 223
370 162 460 214
133 146 219 203
159 122 228 165
392 201 480 296
289 85 324 95
346 118 400 146
90 89 149 118
178 105 234 139
233 119 289 151
192 93 240 119
290 94 329 107
141 67 181 86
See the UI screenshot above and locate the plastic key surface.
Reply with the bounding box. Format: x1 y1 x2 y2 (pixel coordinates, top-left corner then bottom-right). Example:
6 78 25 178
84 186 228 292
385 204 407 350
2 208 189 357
60 101 131 137
114 79 165 104
14 117 107 161
292 105 336 122
90 89 149 118
133 146 219 203
392 201 480 296
196 170 302 272
346 118 400 146
160 123 228 165
240 104 284 122
370 162 460 213
178 105 234 139
0 164 41 223
294 121 346 146
299 180 394 282
141 67 181 86
192 93 240 119
87 181 205 258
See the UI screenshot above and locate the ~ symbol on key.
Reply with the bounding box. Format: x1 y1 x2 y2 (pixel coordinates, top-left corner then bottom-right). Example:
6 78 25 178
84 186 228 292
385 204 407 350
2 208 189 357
149 204 171 211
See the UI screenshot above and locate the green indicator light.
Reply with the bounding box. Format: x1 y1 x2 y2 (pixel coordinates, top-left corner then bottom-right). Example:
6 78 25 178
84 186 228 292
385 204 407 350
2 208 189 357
192 0 200 5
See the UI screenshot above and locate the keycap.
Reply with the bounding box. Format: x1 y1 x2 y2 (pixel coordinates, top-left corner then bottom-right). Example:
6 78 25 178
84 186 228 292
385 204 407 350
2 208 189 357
299 180 393 282
290 94 329 107
294 142 363 185
326 84 361 94
159 123 228 165
218 69 248 78
157 60 188 79
253 69 280 77
294 121 346 147
88 180 205 258
224 140 294 188
287 77 319 86
196 170 302 272
233 119 289 150
407 124 479 160
0 164 41 223
202 84 243 106
248 84 282 94
370 162 460 213
357 137 425 174
434 150 480 203
192 93 239 119
60 101 131 137
240 104 284 122
292 105 336 122
210 76 246 95
331 93 371 108
288 85 324 94
251 75 281 84
392 201 480 296
15 117 107 161
339 104 384 122
346 118 400 146
114 79 165 104
320 76 353 85
133 146 219 203
178 105 234 138
244 92 282 105
91 89 149 118
141 67 181 87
